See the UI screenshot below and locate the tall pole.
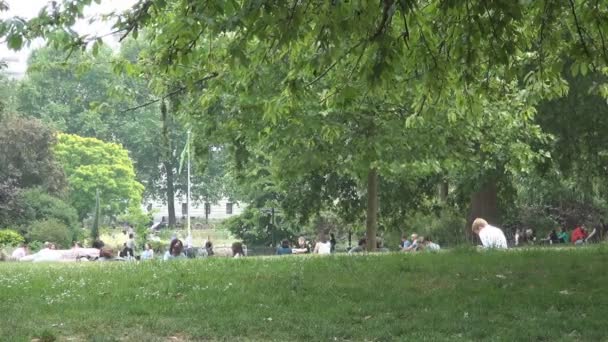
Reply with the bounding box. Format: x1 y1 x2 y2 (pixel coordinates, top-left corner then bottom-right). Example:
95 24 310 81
187 129 192 239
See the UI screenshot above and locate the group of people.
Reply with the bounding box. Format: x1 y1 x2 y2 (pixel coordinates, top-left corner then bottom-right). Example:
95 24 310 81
275 233 440 255
471 217 601 249
5 241 102 262
399 234 441 252
538 225 597 245
6 217 600 262
276 235 335 255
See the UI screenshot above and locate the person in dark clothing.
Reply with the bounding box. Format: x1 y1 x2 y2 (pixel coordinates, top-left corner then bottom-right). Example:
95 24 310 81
330 233 337 253
204 241 214 257
276 239 293 255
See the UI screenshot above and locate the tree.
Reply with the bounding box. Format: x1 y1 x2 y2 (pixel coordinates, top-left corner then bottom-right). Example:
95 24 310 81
160 99 177 227
15 46 166 200
0 116 66 194
53 133 144 220
4 0 607 247
0 72 17 118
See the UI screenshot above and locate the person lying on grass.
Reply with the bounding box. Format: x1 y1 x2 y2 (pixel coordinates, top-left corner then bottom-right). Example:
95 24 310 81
471 218 508 249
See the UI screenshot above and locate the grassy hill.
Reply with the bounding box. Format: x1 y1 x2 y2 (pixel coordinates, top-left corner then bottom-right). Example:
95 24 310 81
1 247 607 341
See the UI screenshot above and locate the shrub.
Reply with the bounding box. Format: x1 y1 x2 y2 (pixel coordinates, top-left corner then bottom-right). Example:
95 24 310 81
0 229 25 247
27 219 72 249
17 188 79 240
28 240 44 252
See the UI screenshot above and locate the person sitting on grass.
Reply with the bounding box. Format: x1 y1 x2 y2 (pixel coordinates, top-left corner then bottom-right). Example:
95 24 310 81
313 234 332 255
204 241 214 257
423 236 441 251
348 238 367 254
11 243 28 260
164 239 186 260
402 234 419 252
232 242 245 258
571 226 588 245
292 236 311 254
471 218 508 249
585 226 598 243
141 243 154 260
557 227 569 243
376 239 390 253
541 230 560 245
276 239 293 255
401 235 412 250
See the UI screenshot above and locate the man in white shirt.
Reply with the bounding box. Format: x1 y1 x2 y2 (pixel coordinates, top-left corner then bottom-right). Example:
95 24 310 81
472 218 508 249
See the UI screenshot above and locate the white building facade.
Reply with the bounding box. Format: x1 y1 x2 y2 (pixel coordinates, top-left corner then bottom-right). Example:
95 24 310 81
147 198 246 223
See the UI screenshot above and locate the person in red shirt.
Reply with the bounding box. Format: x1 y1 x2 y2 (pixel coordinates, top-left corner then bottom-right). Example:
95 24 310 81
571 226 588 245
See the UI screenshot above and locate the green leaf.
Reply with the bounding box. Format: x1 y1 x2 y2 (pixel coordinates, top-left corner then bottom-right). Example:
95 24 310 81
7 34 23 50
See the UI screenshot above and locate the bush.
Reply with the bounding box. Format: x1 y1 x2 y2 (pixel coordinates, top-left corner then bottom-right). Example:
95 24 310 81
27 219 72 249
0 229 25 247
17 188 79 240
28 240 44 252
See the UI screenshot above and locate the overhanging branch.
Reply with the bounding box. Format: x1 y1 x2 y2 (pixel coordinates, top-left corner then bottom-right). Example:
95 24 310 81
121 72 219 112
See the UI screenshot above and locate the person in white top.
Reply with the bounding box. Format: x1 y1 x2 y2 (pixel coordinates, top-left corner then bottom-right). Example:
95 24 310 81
313 234 332 255
11 243 28 260
471 218 508 249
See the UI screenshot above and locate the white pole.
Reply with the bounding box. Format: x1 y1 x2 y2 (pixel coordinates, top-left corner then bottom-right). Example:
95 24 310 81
187 129 192 239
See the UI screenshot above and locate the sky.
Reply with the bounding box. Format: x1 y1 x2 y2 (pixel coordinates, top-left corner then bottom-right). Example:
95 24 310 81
0 0 136 77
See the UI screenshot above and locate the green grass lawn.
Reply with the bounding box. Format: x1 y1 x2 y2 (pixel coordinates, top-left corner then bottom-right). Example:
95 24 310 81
1 247 608 341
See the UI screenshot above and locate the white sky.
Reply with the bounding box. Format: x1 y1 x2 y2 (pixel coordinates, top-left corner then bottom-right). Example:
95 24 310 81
0 0 136 77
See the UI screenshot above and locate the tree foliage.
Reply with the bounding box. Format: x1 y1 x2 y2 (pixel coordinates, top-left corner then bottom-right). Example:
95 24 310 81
3 0 608 245
27 218 72 248
0 116 66 194
54 133 144 220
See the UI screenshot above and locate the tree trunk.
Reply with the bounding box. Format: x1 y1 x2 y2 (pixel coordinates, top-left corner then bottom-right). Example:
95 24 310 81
467 180 498 241
365 167 378 251
161 100 176 227
164 160 176 227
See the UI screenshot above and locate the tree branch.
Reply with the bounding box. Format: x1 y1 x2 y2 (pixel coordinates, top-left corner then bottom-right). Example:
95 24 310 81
121 72 218 112
119 0 154 42
594 0 608 65
305 41 365 88
568 0 597 71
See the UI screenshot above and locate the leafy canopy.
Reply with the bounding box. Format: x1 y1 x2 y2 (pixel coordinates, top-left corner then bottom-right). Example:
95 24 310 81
54 133 144 219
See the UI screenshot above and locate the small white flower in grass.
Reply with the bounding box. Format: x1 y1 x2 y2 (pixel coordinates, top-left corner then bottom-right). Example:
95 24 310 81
265 317 273 321
495 274 506 279
463 312 469 319
559 290 570 295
